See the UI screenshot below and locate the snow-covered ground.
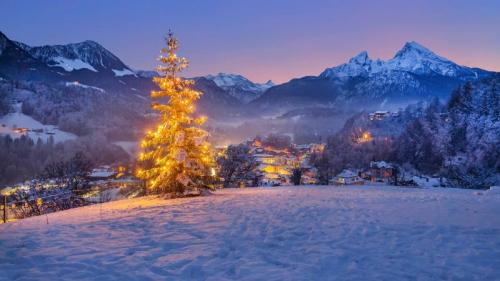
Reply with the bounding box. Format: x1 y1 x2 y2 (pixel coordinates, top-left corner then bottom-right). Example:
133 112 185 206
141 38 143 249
112 68 136 77
50 56 98 72
0 103 77 143
65 81 105 93
1 185 499 280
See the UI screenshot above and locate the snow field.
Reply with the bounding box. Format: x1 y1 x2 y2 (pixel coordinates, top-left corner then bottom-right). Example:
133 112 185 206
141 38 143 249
1 185 499 280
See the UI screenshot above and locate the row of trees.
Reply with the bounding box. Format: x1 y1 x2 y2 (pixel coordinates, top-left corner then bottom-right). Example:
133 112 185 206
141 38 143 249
8 152 93 219
216 144 259 188
0 134 128 185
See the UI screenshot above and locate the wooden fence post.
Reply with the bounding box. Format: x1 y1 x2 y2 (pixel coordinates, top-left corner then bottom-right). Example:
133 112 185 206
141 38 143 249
2 195 6 224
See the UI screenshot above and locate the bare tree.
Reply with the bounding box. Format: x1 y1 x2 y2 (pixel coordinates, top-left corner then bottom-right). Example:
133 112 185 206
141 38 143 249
217 144 259 188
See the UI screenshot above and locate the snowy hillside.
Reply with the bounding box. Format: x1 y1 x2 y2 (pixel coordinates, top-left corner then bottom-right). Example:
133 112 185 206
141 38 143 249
1 186 499 280
135 69 159 78
0 103 77 142
65 81 106 93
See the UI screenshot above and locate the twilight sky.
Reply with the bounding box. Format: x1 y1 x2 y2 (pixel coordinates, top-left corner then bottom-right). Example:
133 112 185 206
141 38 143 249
0 0 499 83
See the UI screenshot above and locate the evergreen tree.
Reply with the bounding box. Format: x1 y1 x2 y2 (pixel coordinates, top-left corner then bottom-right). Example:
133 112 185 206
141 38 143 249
0 87 10 116
136 32 214 194
291 168 302 185
448 82 473 114
489 82 499 120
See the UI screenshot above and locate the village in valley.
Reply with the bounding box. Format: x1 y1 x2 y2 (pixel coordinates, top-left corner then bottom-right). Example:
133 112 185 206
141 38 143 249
0 105 445 224
0 123 416 225
215 133 402 188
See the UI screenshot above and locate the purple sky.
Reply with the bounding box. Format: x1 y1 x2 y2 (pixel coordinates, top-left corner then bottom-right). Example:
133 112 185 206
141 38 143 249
1 0 499 83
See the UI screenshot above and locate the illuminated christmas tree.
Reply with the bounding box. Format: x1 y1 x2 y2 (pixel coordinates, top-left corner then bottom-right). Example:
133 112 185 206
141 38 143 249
136 32 214 194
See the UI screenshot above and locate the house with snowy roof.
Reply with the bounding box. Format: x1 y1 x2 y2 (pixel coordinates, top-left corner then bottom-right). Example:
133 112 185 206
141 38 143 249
254 152 296 186
330 170 364 185
366 161 396 182
88 166 117 181
369 110 391 121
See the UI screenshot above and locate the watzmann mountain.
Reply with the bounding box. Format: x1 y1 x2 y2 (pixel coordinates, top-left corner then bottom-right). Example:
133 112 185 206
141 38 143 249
251 41 493 113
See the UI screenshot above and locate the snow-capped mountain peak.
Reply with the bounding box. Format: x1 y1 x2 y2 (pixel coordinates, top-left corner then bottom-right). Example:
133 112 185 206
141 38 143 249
320 51 377 78
348 51 370 65
321 41 479 79
387 41 460 75
204 73 274 103
393 41 451 62
206 73 247 87
205 73 273 88
263 80 275 88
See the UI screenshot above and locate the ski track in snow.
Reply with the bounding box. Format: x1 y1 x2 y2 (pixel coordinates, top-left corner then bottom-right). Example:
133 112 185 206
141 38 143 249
1 186 499 281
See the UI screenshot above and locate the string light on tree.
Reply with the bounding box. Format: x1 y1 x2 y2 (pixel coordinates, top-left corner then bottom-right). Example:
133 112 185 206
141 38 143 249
136 31 214 194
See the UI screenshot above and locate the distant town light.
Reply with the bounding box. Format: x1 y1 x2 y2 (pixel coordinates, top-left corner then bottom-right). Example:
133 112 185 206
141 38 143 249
356 131 373 143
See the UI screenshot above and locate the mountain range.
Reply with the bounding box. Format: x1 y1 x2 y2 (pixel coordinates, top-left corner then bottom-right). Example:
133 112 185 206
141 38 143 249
0 31 280 116
0 30 497 138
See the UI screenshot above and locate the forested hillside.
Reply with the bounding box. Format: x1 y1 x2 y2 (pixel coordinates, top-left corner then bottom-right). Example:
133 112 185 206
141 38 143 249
317 75 500 188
